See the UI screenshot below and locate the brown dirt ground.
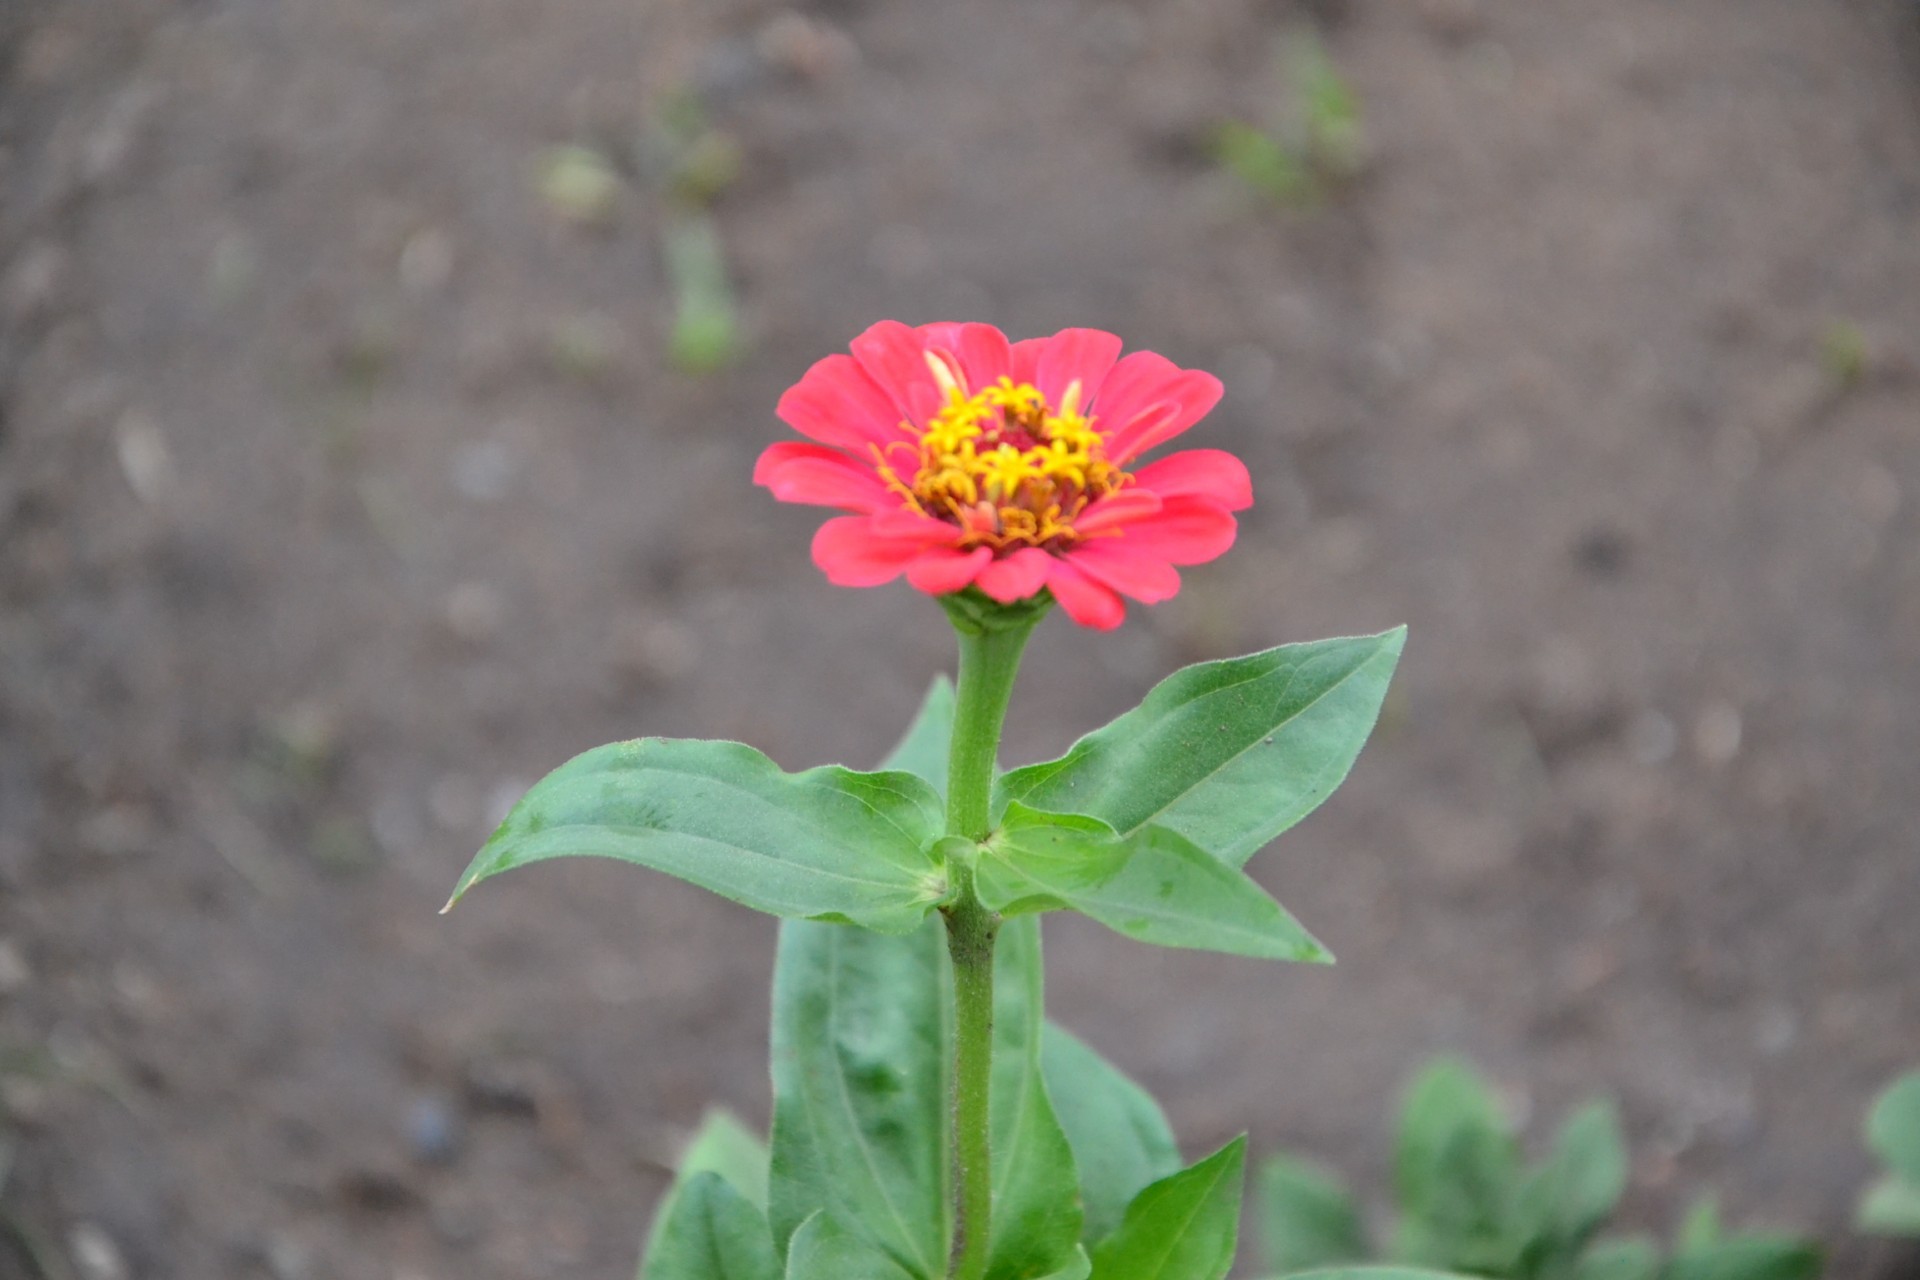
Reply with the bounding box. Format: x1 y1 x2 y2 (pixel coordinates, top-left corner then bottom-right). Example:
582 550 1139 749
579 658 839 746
3 0 1919 1277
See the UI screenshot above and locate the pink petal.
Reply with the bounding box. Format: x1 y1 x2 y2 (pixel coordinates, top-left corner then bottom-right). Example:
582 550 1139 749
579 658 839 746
1008 338 1046 386
1067 541 1182 604
975 547 1054 603
1073 488 1164 535
811 516 961 588
778 353 910 451
952 323 1013 392
850 320 943 427
1110 495 1239 566
1131 449 1253 511
1043 557 1127 630
1094 352 1225 463
905 546 992 595
1035 328 1124 409
754 442 893 512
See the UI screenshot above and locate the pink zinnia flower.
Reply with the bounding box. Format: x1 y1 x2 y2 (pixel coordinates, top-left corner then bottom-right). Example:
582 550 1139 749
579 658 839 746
755 321 1250 630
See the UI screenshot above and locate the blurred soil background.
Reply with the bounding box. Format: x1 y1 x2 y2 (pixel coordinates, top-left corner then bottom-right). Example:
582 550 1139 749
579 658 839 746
3 0 1920 1276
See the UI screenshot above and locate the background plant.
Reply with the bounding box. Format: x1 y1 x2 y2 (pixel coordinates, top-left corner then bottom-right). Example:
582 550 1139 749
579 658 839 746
1254 1058 1821 1280
1858 1071 1920 1237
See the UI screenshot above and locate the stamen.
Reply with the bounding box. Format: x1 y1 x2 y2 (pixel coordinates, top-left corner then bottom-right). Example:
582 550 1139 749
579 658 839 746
902 367 1131 551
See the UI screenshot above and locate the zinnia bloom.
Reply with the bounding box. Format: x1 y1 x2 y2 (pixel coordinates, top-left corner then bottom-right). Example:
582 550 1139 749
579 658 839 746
754 321 1250 630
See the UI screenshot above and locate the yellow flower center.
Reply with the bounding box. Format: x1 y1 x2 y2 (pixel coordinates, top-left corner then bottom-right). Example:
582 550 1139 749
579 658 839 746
875 355 1129 550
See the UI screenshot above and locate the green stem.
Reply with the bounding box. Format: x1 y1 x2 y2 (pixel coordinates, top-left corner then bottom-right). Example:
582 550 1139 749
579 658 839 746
939 599 1042 1280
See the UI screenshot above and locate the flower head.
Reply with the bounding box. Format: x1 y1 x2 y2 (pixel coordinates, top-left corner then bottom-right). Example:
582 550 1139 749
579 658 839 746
755 321 1250 629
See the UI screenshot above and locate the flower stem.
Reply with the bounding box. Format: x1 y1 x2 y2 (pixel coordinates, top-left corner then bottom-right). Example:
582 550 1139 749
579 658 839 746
940 598 1042 1280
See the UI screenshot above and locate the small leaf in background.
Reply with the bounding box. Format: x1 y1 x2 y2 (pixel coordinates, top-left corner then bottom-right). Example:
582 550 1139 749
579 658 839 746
977 804 1330 962
1212 120 1313 205
537 143 624 228
768 920 950 1275
782 1212 919 1280
1042 1024 1182 1246
664 213 740 373
1256 1154 1368 1274
1858 1177 1920 1235
1511 1100 1627 1271
997 629 1404 870
1866 1071 1920 1186
448 739 947 935
1287 31 1366 178
1665 1235 1823 1280
1088 1137 1246 1280
1572 1238 1661 1280
986 918 1083 1279
1391 1058 1520 1273
641 1172 781 1280
879 675 955 797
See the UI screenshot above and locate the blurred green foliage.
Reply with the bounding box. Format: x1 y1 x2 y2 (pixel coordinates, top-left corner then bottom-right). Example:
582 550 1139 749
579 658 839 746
1859 1070 1920 1236
1214 31 1366 208
1254 1058 1821 1280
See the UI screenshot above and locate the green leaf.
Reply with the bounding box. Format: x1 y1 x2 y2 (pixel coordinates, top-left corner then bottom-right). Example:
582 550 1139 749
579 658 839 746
1512 1100 1627 1272
996 630 1405 868
1666 1235 1822 1280
1538 1102 1628 1238
675 1109 769 1210
1573 1238 1661 1280
641 1172 781 1280
1038 1247 1094 1280
783 1212 920 1280
1256 1155 1367 1274
1042 1024 1182 1246
1269 1271 1477 1280
1391 1058 1519 1272
1867 1072 1920 1185
977 804 1330 962
1676 1197 1720 1253
987 917 1083 1278
449 738 947 934
768 919 950 1276
1089 1137 1246 1280
1858 1176 1920 1235
881 676 955 797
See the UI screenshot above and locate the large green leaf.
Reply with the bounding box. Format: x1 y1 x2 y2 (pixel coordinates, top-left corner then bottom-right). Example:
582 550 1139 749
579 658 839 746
783 1213 920 1280
641 1172 781 1280
996 630 1405 868
1088 1137 1246 1280
975 804 1330 962
449 738 947 934
1391 1059 1519 1272
882 676 955 796
987 918 1083 1278
1867 1072 1920 1186
673 1109 770 1209
768 919 951 1276
1256 1155 1367 1274
1042 1025 1181 1246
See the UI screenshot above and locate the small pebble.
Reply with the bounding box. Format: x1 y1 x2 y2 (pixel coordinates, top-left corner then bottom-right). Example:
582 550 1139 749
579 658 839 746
69 1222 131 1280
406 1094 464 1166
0 937 30 995
450 441 515 502
115 409 175 506
1625 708 1678 766
1693 701 1743 766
